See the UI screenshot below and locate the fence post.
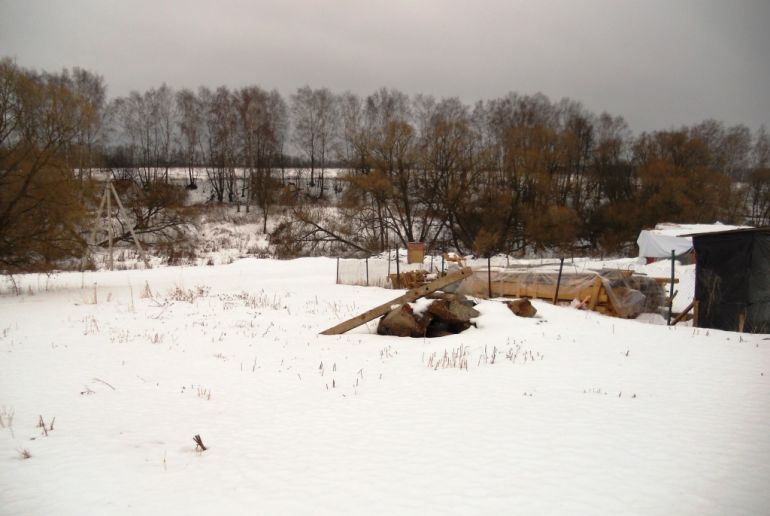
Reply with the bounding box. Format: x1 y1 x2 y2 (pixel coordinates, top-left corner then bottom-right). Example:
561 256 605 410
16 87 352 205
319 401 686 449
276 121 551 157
365 257 369 287
487 256 492 298
667 250 675 325
395 247 400 287
336 257 340 285
553 257 565 304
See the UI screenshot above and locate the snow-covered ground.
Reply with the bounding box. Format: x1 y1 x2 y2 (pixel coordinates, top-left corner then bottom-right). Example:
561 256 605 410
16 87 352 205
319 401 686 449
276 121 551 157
1 258 769 515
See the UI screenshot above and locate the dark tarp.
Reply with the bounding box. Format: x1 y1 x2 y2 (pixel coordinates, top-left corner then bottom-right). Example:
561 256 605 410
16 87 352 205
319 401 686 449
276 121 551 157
694 229 770 333
749 234 770 333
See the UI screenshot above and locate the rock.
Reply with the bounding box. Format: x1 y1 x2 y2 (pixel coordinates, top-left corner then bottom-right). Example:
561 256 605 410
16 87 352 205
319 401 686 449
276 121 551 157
377 304 432 337
448 300 481 320
426 299 474 334
427 291 477 308
506 298 537 318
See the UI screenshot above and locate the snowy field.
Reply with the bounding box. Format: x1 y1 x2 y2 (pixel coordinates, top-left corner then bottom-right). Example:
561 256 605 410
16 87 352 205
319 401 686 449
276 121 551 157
1 257 769 515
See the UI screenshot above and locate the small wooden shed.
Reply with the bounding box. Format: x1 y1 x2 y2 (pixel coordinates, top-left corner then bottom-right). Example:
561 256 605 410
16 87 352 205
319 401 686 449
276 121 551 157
691 227 770 333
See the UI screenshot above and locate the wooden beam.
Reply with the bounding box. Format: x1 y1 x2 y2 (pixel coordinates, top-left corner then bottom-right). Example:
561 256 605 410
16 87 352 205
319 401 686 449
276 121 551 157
587 277 603 311
693 300 699 327
320 267 473 336
670 300 695 326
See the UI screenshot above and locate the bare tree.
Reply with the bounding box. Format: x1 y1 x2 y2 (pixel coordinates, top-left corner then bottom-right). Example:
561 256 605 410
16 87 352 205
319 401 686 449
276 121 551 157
290 86 337 198
175 88 203 189
200 86 238 203
109 84 176 187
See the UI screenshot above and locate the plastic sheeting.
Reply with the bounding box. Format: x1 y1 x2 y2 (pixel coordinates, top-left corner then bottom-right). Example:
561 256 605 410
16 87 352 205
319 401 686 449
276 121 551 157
637 231 693 258
637 223 750 258
455 268 655 318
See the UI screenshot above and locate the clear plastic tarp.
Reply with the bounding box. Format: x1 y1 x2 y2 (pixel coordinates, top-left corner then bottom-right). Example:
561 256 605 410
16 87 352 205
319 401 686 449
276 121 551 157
455 268 660 318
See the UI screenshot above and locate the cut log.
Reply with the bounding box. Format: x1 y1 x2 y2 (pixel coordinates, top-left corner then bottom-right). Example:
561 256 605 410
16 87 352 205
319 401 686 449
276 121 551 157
320 267 473 336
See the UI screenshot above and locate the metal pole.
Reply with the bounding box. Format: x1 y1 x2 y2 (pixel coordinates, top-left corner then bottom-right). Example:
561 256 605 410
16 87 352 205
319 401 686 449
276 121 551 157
553 257 565 304
487 256 492 298
106 183 113 270
667 250 675 325
395 247 400 287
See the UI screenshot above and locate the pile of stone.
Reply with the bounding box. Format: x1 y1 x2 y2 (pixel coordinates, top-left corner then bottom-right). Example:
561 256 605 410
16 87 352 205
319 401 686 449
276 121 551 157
377 294 539 338
377 292 480 338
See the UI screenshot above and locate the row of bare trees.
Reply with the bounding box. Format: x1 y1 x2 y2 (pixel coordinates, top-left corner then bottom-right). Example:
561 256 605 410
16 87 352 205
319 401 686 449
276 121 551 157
278 88 770 256
2 57 769 270
106 84 290 232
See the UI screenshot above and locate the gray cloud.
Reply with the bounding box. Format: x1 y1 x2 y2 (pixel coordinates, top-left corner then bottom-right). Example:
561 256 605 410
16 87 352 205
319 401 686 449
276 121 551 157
1 0 768 133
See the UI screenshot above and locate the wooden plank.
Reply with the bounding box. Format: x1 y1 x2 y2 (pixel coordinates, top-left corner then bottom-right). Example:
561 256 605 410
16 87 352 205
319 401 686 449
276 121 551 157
671 300 695 326
587 277 603 311
654 277 680 284
320 267 473 336
693 300 699 327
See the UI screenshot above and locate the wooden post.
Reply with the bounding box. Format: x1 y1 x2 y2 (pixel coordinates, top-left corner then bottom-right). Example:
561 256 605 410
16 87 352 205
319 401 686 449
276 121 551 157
667 250 675 325
553 257 565 305
320 267 473 335
365 257 369 287
588 276 603 311
336 257 340 285
109 182 150 269
84 189 109 270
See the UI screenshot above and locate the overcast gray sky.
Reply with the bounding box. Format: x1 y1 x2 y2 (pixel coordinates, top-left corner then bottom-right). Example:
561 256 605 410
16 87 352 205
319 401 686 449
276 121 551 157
1 0 768 133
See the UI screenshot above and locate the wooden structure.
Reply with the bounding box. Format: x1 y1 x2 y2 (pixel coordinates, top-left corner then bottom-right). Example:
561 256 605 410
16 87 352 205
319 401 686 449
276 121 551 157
320 267 472 335
691 227 770 333
84 181 150 270
406 242 425 264
456 269 672 318
388 270 428 289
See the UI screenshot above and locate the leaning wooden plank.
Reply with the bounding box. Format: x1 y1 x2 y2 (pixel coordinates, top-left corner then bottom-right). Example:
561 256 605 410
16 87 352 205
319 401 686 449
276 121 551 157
671 300 695 326
320 267 473 336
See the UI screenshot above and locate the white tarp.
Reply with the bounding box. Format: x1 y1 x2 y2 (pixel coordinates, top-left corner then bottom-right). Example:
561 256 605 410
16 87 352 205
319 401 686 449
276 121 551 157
637 231 693 258
637 222 750 258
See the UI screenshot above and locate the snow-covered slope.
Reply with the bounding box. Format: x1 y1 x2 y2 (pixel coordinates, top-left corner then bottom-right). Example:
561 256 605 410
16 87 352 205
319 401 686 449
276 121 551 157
1 258 768 515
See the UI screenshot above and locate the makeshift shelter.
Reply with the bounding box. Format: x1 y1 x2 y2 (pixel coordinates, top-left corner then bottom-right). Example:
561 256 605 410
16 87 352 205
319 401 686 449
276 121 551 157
637 223 747 263
692 227 770 333
455 268 667 318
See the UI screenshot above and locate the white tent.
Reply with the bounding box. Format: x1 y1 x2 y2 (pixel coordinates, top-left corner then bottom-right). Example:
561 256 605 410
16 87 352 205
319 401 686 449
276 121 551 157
637 223 750 259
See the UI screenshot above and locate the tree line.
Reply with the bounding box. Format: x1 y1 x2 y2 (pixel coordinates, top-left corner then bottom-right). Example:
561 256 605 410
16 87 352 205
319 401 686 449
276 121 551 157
1 57 769 271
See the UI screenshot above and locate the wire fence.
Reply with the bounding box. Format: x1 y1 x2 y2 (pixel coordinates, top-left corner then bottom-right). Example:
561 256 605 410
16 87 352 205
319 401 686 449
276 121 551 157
335 252 585 289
